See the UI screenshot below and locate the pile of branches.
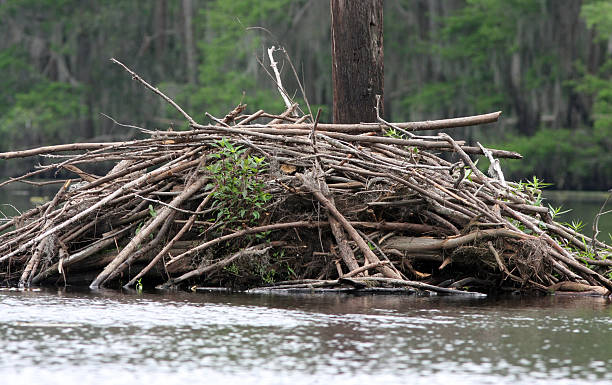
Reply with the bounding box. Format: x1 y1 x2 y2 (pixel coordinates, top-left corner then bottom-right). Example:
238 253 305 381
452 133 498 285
1 58 611 297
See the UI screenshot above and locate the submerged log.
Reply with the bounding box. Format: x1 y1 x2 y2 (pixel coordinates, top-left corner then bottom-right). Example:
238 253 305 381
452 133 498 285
1 57 611 297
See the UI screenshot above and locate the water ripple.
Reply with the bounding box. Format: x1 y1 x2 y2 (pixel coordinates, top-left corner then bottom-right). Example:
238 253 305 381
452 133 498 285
0 290 610 385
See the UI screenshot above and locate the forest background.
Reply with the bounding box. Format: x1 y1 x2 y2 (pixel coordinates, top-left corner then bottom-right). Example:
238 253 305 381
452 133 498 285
0 0 611 190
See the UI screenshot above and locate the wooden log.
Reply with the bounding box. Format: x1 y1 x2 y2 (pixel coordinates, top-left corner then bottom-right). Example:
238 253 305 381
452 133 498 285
266 111 502 133
383 229 530 252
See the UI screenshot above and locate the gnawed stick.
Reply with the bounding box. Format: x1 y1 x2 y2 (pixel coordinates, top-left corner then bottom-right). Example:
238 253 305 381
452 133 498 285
346 277 487 297
111 58 196 125
267 46 294 113
237 111 503 133
298 173 401 279
124 188 217 288
343 261 390 278
89 174 210 288
0 141 139 160
30 224 135 285
158 244 272 289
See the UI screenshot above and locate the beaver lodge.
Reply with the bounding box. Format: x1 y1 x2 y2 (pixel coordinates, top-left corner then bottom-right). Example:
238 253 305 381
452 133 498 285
1 58 611 297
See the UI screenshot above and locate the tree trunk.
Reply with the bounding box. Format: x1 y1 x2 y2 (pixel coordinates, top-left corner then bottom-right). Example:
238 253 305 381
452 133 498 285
330 0 383 123
182 0 197 85
154 0 167 63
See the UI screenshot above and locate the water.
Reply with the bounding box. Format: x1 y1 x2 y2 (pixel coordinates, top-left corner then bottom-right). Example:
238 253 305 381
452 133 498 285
0 182 59 219
0 289 610 385
544 191 612 242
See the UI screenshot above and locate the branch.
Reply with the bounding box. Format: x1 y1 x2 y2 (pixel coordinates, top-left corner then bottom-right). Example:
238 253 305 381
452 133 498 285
267 46 294 112
110 58 196 125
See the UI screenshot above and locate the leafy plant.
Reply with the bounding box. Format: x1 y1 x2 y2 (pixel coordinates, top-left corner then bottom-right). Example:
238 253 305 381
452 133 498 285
255 230 272 240
257 263 275 284
548 204 571 220
135 221 144 235
512 176 552 206
135 278 143 294
566 219 586 233
285 263 296 279
224 263 240 276
206 138 271 228
384 127 403 139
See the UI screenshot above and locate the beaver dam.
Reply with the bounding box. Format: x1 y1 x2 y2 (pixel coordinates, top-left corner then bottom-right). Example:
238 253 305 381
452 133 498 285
1 58 611 297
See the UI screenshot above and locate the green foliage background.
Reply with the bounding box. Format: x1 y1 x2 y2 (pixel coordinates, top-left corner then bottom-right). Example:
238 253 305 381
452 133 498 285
0 0 610 190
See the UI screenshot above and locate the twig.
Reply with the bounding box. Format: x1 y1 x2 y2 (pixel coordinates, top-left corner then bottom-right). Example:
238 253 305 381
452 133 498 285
124 188 217 288
343 261 390 278
591 189 612 256
267 46 294 113
110 58 196 125
158 244 271 289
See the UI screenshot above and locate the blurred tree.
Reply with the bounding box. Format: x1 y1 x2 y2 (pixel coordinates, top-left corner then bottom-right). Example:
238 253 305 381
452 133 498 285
0 0 610 189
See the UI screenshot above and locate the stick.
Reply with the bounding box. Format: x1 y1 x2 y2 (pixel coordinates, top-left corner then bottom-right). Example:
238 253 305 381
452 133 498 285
110 58 196 125
298 173 401 279
239 111 503 133
343 261 389 278
89 174 209 288
158 244 272 289
124 188 217 288
349 277 487 297
591 190 612 256
0 142 132 160
267 46 294 112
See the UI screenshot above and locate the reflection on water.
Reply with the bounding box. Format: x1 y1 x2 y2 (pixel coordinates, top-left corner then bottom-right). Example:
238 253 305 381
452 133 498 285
544 190 612 243
0 289 610 385
0 182 57 218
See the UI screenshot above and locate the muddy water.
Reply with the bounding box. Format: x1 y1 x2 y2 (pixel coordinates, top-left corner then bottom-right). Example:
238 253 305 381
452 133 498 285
0 289 610 385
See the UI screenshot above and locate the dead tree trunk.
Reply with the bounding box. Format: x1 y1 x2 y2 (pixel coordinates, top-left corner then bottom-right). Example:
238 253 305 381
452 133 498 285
331 0 384 123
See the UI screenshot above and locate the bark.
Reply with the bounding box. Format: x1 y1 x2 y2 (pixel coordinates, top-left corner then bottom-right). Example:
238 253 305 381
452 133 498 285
331 0 383 123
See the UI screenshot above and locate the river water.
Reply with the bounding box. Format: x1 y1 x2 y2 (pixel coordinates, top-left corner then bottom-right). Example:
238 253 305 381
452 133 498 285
1 186 611 384
0 289 611 385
